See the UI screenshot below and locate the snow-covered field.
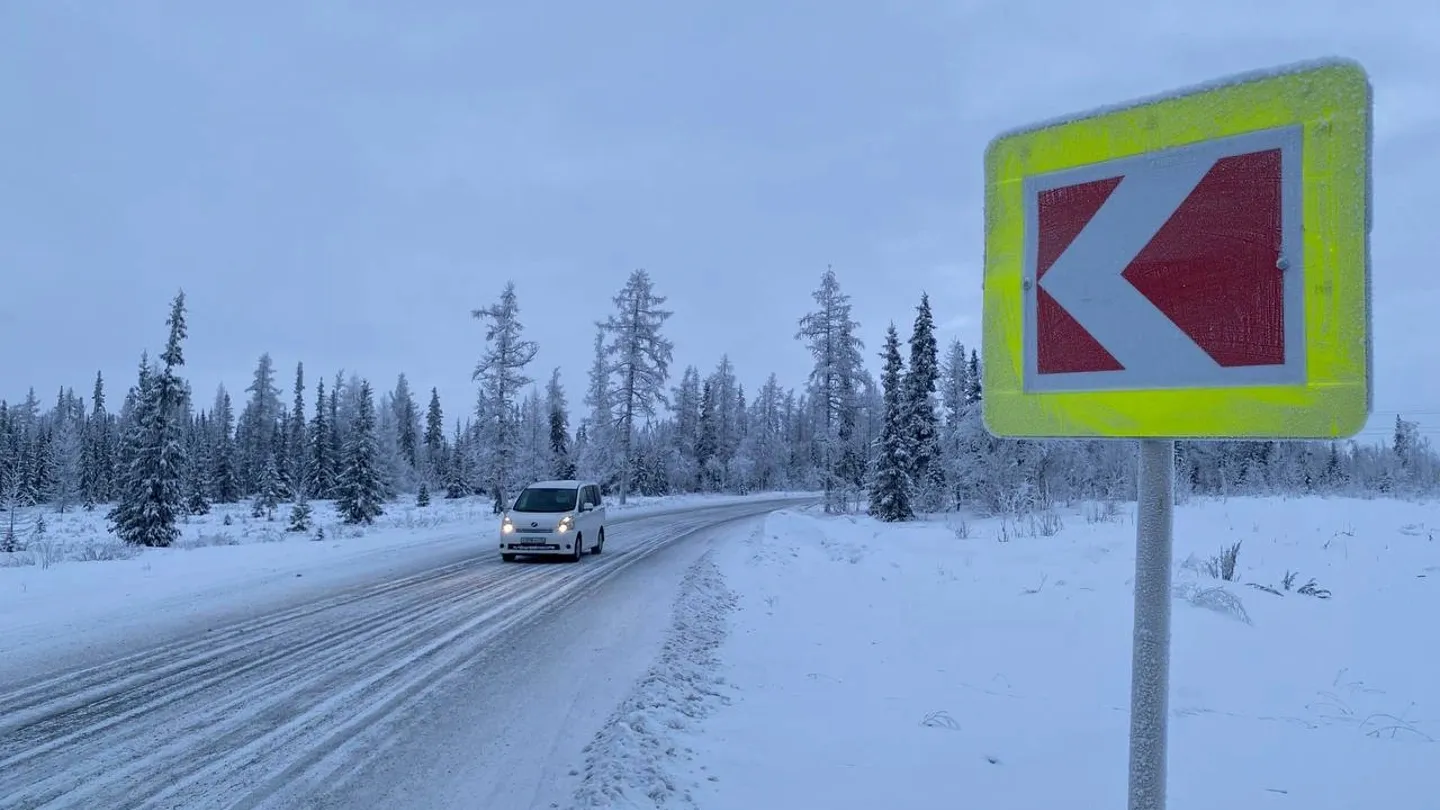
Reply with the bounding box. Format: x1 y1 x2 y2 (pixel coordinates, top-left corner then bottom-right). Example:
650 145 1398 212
571 495 1440 810
0 491 812 681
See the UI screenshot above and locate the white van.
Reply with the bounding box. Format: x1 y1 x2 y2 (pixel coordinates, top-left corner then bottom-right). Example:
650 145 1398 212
499 479 608 562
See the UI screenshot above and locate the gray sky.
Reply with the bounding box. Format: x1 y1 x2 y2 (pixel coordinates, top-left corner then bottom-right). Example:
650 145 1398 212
3 1 1436 444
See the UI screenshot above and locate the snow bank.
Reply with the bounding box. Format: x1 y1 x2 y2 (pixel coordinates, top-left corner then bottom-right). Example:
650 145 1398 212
567 543 744 809
586 496 1440 809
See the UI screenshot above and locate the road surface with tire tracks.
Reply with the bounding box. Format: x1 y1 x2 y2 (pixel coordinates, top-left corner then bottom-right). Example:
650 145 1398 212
0 497 813 810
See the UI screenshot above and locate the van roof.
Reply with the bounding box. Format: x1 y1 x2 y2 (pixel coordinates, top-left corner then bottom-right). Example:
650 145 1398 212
523 480 593 490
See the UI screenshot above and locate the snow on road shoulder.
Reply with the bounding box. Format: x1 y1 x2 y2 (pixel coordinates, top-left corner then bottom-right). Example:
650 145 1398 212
566 538 745 809
0 492 808 683
669 497 1440 810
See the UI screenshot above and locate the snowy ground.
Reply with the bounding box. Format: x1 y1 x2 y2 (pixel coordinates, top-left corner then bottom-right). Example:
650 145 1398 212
568 495 1440 810
0 491 812 682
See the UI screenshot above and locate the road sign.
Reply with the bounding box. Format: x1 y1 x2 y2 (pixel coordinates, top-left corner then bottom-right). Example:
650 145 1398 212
982 58 1372 439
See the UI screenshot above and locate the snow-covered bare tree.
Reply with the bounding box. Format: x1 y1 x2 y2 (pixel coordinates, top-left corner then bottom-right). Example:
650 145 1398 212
577 329 617 490
669 365 703 490
472 281 539 509
796 266 867 513
600 269 675 505
938 339 970 509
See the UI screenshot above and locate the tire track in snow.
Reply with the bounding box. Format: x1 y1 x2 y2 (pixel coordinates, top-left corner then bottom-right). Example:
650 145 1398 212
0 502 804 810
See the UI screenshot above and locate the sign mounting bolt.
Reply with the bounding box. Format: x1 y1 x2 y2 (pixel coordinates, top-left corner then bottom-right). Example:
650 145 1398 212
1022 277 1034 291
1276 256 1290 271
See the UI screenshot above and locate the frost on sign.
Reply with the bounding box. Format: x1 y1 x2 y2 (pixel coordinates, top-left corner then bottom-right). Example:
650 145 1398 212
1022 127 1304 394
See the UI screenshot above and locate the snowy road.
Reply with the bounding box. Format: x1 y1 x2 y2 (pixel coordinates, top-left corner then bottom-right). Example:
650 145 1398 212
0 498 809 810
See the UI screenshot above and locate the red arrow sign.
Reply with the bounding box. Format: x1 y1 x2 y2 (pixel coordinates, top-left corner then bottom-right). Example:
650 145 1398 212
1033 144 1287 379
1122 149 1285 368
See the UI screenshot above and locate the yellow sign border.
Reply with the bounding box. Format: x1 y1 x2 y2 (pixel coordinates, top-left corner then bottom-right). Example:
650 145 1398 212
982 58 1372 440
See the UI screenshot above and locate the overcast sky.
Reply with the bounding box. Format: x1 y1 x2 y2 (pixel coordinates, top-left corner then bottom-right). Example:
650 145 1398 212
2 1 1436 444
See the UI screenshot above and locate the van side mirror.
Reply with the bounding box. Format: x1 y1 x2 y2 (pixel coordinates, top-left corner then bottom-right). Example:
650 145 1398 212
579 502 593 513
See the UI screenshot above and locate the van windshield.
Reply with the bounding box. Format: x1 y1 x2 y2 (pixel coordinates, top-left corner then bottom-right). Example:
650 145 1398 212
512 487 578 513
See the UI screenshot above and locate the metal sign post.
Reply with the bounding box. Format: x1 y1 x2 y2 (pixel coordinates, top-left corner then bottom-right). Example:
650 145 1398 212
1128 439 1175 810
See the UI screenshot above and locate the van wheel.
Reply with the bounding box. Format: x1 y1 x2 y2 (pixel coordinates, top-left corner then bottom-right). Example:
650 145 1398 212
501 553 517 563
591 528 605 555
571 534 584 562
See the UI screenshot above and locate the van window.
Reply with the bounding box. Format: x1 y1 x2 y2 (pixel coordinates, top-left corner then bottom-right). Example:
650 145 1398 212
513 487 579 513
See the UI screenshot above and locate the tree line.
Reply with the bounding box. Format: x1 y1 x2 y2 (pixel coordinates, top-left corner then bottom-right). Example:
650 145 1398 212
1 267 1436 547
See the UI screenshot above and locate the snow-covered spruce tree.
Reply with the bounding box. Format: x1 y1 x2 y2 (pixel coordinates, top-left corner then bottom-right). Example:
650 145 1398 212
746 373 792 492
392 373 420 472
210 387 240 503
697 379 719 491
0 476 19 553
700 356 741 492
965 348 982 404
5 389 42 508
854 374 883 495
251 454 281 520
336 379 386 525
287 486 312 532
472 281 539 510
185 414 212 516
288 363 308 495
938 339 970 508
546 368 577 479
904 293 945 512
80 371 114 508
444 420 472 499
423 387 445 486
328 376 345 488
630 424 671 496
374 390 404 499
416 481 431 507
108 291 190 548
516 388 547 485
238 353 283 495
308 378 333 499
270 419 293 501
668 365 703 491
7 391 49 508
577 329 618 490
795 266 867 513
48 389 84 513
601 269 674 505
870 324 914 521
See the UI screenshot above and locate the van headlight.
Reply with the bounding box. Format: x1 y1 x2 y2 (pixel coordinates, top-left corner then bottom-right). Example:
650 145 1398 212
557 514 573 533
501 515 515 534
